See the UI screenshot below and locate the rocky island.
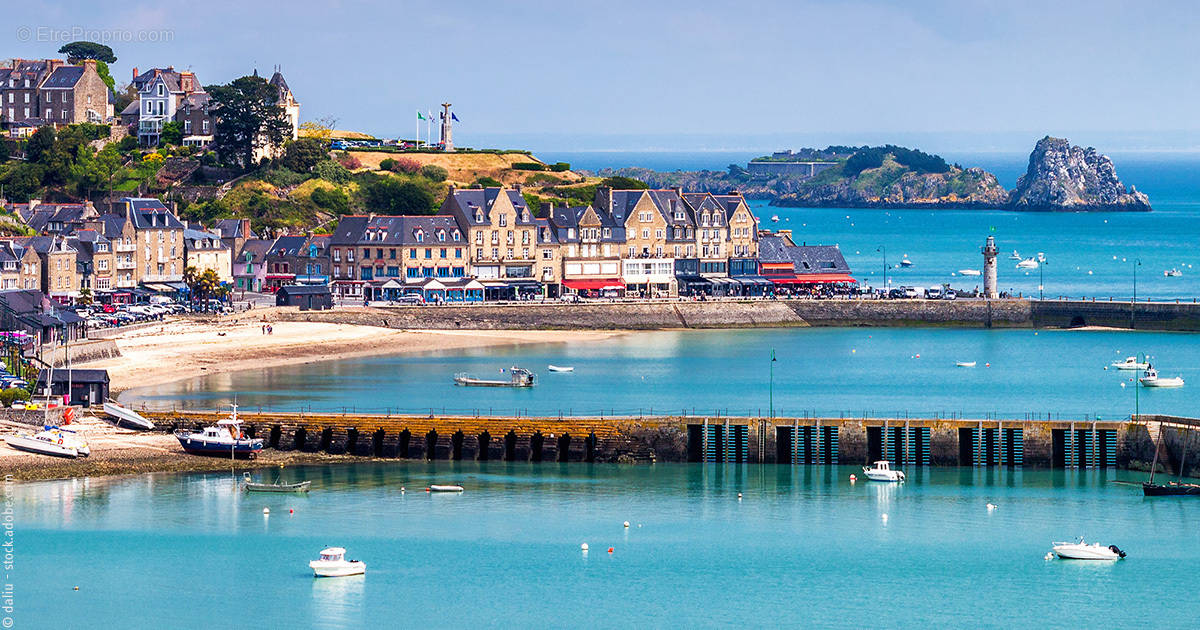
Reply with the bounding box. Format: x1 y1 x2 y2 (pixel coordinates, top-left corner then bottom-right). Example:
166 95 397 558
597 137 1150 212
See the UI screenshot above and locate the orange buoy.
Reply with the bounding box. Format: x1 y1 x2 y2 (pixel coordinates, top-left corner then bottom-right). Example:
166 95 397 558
289 508 294 514
850 474 857 482
425 487 431 492
607 547 614 554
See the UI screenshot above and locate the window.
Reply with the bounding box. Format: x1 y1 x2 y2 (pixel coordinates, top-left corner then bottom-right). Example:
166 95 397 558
436 267 450 278
406 267 421 279
424 249 432 259
437 230 445 242
157 84 164 96
452 267 465 277
655 229 664 239
452 230 461 242
389 249 396 259
360 266 373 280
455 248 462 259
409 248 417 258
202 120 209 133
439 248 447 258
475 210 483 222
415 230 424 242
422 267 434 277
387 266 399 277
498 214 507 227
362 248 369 260
542 249 553 260
641 229 649 239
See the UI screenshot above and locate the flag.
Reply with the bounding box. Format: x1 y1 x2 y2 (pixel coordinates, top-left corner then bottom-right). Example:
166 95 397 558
989 225 996 232
451 113 460 122
427 110 434 121
417 111 425 120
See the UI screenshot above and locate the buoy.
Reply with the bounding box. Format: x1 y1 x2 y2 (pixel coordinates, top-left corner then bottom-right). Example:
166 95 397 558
881 513 888 523
985 363 990 367
849 474 857 482
425 487 431 492
262 507 270 515
581 543 589 551
607 547 614 554
289 508 294 514
737 493 743 499
915 354 920 358
623 521 630 528
73 586 79 591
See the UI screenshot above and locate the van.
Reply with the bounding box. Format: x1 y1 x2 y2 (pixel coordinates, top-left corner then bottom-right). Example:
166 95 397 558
925 287 943 299
902 286 920 299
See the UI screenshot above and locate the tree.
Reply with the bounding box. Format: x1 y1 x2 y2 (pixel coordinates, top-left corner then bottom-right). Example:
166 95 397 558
361 176 435 214
57 41 116 63
113 83 138 114
313 160 350 185
160 121 183 146
69 145 106 199
78 287 93 306
420 164 448 182
0 163 45 202
26 126 56 164
281 137 329 172
183 267 223 304
599 175 648 190
208 75 291 169
93 61 116 92
310 187 349 214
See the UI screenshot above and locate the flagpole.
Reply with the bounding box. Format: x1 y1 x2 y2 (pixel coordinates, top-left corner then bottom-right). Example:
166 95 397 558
427 111 432 149
415 112 419 149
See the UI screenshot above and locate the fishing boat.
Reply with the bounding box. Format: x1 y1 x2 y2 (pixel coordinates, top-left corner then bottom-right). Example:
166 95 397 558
955 361 977 368
102 401 155 430
862 460 905 482
4 425 90 458
899 256 913 267
1009 250 1022 260
1016 258 1039 269
1051 538 1126 560
309 547 366 577
1142 423 1200 496
957 269 981 277
429 484 464 492
453 367 535 387
1111 356 1149 370
242 472 310 493
1164 268 1183 277
547 365 574 373
1139 366 1184 388
174 404 263 458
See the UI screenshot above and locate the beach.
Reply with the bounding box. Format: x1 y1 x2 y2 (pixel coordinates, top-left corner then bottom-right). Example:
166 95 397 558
84 318 625 394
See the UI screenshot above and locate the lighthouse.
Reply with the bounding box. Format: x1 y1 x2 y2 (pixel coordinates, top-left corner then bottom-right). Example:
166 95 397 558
982 235 998 299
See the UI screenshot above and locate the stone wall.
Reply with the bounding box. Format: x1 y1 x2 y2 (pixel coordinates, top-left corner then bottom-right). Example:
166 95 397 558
44 339 120 367
1031 299 1200 331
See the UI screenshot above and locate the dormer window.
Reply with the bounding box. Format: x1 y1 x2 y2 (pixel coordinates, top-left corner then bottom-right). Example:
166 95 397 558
414 230 424 242
522 211 529 222
452 230 461 242
475 210 483 223
498 215 507 227
674 211 684 221
437 230 446 242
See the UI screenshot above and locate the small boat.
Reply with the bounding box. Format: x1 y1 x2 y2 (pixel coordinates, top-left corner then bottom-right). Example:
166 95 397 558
862 460 905 482
1111 356 1149 370
1009 250 1022 260
955 361 977 368
1016 258 1039 269
102 401 155 430
899 256 913 267
547 365 574 373
429 484 464 492
1051 538 1126 560
1139 366 1184 388
242 472 310 493
309 547 366 577
454 367 535 387
1164 269 1183 277
770 215 780 223
957 269 981 277
1142 481 1200 496
174 404 264 458
4 425 90 458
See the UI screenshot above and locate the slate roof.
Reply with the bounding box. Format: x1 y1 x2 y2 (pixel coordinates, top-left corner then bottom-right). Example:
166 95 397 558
236 239 274 264
758 235 849 274
183 228 227 251
213 219 251 240
441 188 534 227
334 215 463 247
22 203 91 233
41 66 85 89
120 198 184 229
267 235 308 257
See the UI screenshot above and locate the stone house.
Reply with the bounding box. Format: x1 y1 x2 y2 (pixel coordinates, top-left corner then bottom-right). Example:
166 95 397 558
38 60 111 125
0 59 62 126
250 68 300 163
546 203 624 296
70 229 115 293
183 227 232 284
94 198 185 289
12 236 78 302
439 187 540 298
93 212 138 289
595 188 679 297
121 67 210 146
16 200 99 235
330 215 466 300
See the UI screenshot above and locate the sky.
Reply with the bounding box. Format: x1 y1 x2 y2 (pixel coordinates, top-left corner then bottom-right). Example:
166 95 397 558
6 0 1200 152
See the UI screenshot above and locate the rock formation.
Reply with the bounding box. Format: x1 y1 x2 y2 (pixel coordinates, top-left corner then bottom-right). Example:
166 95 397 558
1007 136 1151 211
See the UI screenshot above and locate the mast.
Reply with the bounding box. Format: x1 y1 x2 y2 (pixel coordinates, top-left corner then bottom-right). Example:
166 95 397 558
1148 421 1162 485
1177 427 1191 482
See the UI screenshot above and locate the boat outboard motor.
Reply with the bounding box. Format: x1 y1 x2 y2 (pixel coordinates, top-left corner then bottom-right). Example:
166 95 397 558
1108 545 1127 558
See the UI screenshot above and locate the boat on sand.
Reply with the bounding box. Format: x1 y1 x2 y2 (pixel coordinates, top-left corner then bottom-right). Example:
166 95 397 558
4 424 90 458
102 401 155 430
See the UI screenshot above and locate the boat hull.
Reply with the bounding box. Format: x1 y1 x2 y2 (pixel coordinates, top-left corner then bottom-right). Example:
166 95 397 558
864 471 904 482
1052 545 1122 560
175 434 263 458
245 481 311 493
1140 378 1184 388
4 435 86 458
310 561 365 577
429 485 464 492
1142 482 1200 496
454 378 532 387
102 402 155 430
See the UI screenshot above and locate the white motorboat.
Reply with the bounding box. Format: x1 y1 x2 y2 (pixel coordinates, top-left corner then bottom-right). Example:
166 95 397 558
309 547 366 577
102 401 155 430
1051 538 1126 560
1009 250 1022 260
547 365 574 373
955 361 977 368
862 460 905 482
770 215 780 223
4 425 90 458
1164 269 1182 277
899 256 913 267
1139 367 1184 388
957 269 981 277
1111 356 1149 371
174 404 263 458
1016 258 1039 269
428 484 464 492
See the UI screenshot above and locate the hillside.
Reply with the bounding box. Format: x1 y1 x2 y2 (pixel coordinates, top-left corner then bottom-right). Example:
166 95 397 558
772 157 1008 208
348 151 585 187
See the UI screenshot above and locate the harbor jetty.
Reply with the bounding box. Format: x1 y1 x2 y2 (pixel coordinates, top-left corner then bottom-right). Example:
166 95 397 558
141 409 1193 470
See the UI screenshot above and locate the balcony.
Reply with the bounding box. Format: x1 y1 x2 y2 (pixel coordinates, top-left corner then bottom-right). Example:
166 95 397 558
114 243 136 252
115 260 136 270
138 117 166 134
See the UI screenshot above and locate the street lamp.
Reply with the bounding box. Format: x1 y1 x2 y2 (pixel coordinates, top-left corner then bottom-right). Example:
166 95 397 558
769 349 777 419
878 247 888 294
1038 257 1047 301
1131 258 1141 329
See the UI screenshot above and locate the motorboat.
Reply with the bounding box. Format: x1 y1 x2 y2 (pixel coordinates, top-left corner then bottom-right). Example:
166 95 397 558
309 547 366 577
547 365 574 373
770 215 780 223
1051 538 1125 560
429 484 464 492
899 256 913 267
174 404 264 458
102 401 155 430
1139 367 1184 388
1009 250 1022 260
454 367 535 387
955 361 977 368
1164 269 1183 277
1016 258 1039 269
1111 356 1148 370
862 460 905 482
4 425 90 458
957 269 981 277
242 472 310 493
1036 252 1046 263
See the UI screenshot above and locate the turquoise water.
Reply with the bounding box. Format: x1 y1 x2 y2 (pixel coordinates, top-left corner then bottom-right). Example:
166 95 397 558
123 328 1199 419
16 462 1200 628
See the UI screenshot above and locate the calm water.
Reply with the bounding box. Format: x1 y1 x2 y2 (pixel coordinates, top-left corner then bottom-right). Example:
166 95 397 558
547 151 1200 300
16 462 1199 629
123 328 1198 420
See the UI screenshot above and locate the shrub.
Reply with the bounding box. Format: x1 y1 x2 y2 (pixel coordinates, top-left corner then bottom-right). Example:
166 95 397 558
361 175 436 214
472 176 502 188
0 387 30 407
392 158 422 174
335 152 362 170
260 168 308 187
420 164 448 182
549 162 571 172
310 187 350 214
117 135 139 152
314 160 351 185
281 137 329 172
512 161 545 171
379 158 397 172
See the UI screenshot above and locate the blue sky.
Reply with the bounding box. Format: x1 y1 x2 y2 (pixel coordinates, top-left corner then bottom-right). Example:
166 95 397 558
7 1 1200 152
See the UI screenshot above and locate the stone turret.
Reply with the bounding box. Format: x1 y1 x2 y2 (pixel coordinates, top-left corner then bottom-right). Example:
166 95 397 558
982 235 998 299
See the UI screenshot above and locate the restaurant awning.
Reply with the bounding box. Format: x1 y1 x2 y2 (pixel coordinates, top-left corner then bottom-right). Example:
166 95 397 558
563 278 625 290
771 274 857 284
504 279 542 288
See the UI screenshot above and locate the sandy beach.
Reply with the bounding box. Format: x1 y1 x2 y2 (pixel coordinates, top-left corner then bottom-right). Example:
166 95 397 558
85 318 625 394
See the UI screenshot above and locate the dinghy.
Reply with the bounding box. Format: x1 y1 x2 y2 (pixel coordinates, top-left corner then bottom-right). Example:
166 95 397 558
957 269 981 277
242 472 311 493
428 485 464 492
955 361 977 368
102 401 155 430
547 365 574 373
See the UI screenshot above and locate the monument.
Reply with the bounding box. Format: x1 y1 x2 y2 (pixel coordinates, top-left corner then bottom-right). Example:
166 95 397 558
439 103 454 152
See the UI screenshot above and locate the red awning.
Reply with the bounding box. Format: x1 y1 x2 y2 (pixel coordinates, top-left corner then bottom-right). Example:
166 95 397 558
563 278 625 290
771 274 857 284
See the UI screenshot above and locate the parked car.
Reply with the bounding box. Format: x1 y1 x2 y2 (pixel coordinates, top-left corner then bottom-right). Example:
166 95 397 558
887 288 905 299
394 295 424 305
559 293 581 303
942 290 957 300
901 286 920 299
925 287 943 299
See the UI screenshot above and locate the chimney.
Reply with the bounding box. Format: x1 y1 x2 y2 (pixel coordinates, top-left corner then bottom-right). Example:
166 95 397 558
240 218 251 238
513 183 523 193
672 186 682 196
132 67 139 80
81 59 97 71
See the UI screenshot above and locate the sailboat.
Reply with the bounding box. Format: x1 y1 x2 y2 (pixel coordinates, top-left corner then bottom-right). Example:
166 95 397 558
1142 423 1200 496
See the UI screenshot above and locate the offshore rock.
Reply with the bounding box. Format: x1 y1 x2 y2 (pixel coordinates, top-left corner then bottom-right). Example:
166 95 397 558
773 166 1008 209
1008 136 1151 211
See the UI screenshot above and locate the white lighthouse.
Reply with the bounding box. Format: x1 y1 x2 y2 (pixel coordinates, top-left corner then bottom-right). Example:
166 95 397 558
982 235 998 299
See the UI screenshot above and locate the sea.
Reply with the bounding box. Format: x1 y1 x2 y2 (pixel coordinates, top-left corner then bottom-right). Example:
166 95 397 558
23 150 1200 629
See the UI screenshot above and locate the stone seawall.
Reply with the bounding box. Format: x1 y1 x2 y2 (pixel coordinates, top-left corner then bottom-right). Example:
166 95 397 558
44 338 120 367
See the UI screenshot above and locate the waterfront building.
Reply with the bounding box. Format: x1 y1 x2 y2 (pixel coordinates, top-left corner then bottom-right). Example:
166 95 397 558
183 227 232 284
70 229 115 293
758 230 855 294
102 198 186 291
439 187 541 300
330 214 467 301
547 203 624 297
533 217 562 297
262 235 308 292
233 238 273 293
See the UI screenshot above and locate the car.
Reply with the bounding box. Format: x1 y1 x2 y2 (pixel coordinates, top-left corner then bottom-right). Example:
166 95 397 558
559 293 582 303
10 401 24 410
394 294 424 305
942 290 957 300
925 287 943 300
901 286 920 299
887 288 905 299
